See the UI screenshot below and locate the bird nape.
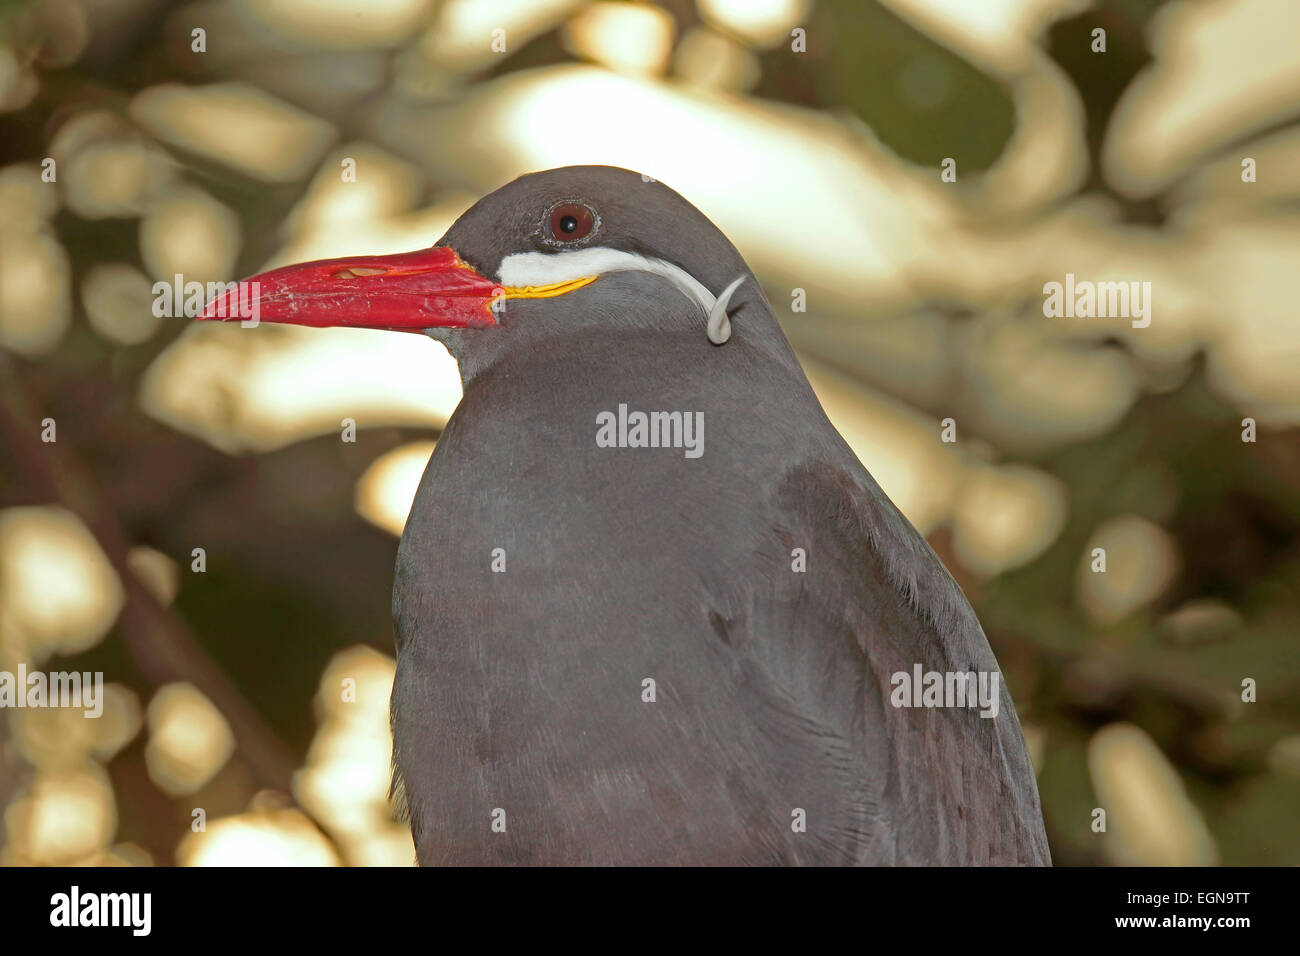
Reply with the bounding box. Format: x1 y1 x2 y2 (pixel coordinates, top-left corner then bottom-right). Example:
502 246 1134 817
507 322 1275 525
202 165 1050 866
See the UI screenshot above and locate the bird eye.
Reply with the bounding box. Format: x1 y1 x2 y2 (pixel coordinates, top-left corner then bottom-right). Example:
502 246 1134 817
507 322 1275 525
547 202 595 242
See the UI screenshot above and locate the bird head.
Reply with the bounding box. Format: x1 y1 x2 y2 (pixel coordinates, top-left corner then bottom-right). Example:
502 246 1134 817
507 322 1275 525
200 166 762 369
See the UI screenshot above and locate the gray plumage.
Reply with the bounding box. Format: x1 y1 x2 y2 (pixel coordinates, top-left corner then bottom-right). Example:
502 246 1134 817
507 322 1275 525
390 166 1050 865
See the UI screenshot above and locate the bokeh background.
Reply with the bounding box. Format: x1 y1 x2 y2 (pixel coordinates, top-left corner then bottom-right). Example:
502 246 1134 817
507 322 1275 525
1 0 1298 866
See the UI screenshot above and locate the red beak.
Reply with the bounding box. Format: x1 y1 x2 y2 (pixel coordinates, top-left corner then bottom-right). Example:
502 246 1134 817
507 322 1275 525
199 246 502 331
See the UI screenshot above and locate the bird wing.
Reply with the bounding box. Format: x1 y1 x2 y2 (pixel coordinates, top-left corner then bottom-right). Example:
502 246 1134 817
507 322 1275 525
701 457 1050 865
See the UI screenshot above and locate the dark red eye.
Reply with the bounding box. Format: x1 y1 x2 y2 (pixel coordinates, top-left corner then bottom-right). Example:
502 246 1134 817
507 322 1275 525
548 202 595 241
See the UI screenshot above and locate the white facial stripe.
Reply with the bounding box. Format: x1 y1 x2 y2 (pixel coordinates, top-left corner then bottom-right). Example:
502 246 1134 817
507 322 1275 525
498 247 717 315
706 275 747 345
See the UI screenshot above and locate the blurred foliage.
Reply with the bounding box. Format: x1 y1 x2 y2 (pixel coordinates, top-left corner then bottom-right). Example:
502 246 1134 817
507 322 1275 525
1 0 1298 866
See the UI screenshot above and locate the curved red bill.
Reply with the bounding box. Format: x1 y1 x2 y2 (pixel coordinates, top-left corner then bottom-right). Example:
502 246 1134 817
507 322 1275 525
199 246 501 331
